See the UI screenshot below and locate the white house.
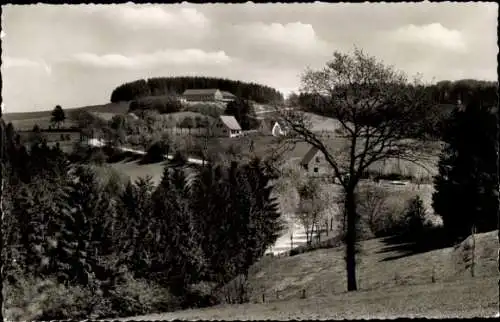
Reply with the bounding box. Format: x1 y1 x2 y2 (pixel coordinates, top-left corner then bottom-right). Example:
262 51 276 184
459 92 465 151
271 120 288 137
214 115 243 138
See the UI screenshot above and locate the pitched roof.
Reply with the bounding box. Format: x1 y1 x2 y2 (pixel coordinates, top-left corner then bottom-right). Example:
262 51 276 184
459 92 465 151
300 146 320 165
219 115 242 130
274 120 288 129
220 91 236 98
183 89 220 96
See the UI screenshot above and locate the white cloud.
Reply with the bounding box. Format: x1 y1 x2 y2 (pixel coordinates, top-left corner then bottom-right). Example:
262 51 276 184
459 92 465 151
389 23 467 52
70 49 232 69
93 4 209 30
2 57 52 74
234 22 332 55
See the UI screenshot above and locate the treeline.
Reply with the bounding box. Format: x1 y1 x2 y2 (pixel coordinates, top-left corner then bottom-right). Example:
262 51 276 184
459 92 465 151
110 76 284 104
2 121 283 320
295 79 497 140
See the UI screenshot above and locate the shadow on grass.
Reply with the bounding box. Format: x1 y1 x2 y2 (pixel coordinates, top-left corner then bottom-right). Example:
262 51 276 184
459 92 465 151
106 151 143 164
377 227 452 262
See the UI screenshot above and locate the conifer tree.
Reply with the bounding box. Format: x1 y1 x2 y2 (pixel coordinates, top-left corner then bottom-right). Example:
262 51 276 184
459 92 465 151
432 95 498 242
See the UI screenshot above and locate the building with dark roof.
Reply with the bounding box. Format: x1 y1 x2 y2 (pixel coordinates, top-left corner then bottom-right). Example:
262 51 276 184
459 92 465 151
299 146 334 177
182 89 223 102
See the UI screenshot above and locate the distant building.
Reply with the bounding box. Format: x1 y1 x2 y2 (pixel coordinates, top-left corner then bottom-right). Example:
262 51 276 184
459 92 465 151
127 112 140 120
182 89 224 102
300 146 333 177
258 119 288 137
213 115 243 138
220 91 237 102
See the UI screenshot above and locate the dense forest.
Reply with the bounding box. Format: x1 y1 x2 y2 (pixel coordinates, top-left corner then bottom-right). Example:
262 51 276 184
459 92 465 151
110 77 284 104
1 118 283 320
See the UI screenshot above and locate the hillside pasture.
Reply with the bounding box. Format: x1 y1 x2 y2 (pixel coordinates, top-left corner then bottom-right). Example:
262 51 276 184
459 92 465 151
247 230 498 303
108 159 168 186
6 117 78 131
17 130 82 143
4 101 131 130
118 231 498 320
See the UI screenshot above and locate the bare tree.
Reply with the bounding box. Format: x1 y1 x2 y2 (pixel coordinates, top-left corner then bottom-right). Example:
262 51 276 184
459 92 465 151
275 48 435 291
295 178 326 245
356 183 389 237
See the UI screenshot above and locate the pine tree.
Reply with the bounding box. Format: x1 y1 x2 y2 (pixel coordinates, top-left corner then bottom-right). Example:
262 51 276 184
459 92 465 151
151 167 206 293
432 95 498 243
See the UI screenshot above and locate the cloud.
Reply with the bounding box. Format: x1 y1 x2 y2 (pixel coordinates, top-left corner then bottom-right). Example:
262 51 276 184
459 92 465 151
233 22 332 56
2 57 52 74
389 23 467 52
69 49 232 69
94 5 209 30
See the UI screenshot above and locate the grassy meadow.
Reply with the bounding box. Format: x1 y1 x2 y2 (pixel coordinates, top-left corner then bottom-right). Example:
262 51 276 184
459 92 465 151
118 231 499 320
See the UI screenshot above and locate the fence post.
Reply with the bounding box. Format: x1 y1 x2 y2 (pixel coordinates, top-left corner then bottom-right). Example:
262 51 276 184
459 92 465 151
471 224 476 277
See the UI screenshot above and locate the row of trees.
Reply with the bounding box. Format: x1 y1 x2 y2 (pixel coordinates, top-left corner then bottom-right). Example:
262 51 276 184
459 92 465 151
290 79 497 141
110 76 284 104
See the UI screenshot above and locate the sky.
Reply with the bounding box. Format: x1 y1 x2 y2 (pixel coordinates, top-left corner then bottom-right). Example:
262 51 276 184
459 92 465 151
1 2 498 113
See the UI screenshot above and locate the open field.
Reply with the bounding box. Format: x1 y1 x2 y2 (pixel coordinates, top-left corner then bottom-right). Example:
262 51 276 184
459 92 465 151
4 101 131 130
108 159 167 186
6 117 79 131
118 231 499 320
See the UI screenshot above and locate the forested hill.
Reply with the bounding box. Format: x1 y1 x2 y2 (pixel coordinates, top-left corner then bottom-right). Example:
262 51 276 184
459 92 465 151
110 76 284 104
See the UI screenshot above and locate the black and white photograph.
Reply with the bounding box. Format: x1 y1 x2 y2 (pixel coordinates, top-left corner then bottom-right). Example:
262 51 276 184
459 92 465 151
1 2 498 320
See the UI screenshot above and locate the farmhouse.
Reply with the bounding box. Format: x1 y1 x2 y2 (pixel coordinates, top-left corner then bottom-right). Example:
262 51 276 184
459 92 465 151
182 89 224 102
300 146 333 177
213 115 243 138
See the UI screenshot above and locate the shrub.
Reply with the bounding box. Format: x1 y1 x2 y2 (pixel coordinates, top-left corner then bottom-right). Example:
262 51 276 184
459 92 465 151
289 235 343 256
3 275 108 321
214 274 252 304
126 134 141 147
183 282 220 309
108 271 181 317
88 148 107 165
141 141 168 164
403 196 427 240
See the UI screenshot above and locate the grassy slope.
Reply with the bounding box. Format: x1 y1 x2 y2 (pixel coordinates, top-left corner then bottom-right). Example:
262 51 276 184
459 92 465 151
118 231 498 320
109 160 168 186
3 102 130 130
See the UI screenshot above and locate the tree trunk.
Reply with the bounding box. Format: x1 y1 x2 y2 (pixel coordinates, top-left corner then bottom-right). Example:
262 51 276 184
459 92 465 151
345 189 358 291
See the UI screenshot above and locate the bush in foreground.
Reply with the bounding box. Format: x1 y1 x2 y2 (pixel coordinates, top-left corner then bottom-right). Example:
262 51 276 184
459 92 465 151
4 275 104 321
3 271 182 320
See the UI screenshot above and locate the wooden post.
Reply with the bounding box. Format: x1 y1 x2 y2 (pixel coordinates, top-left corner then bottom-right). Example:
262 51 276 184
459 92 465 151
290 231 294 250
